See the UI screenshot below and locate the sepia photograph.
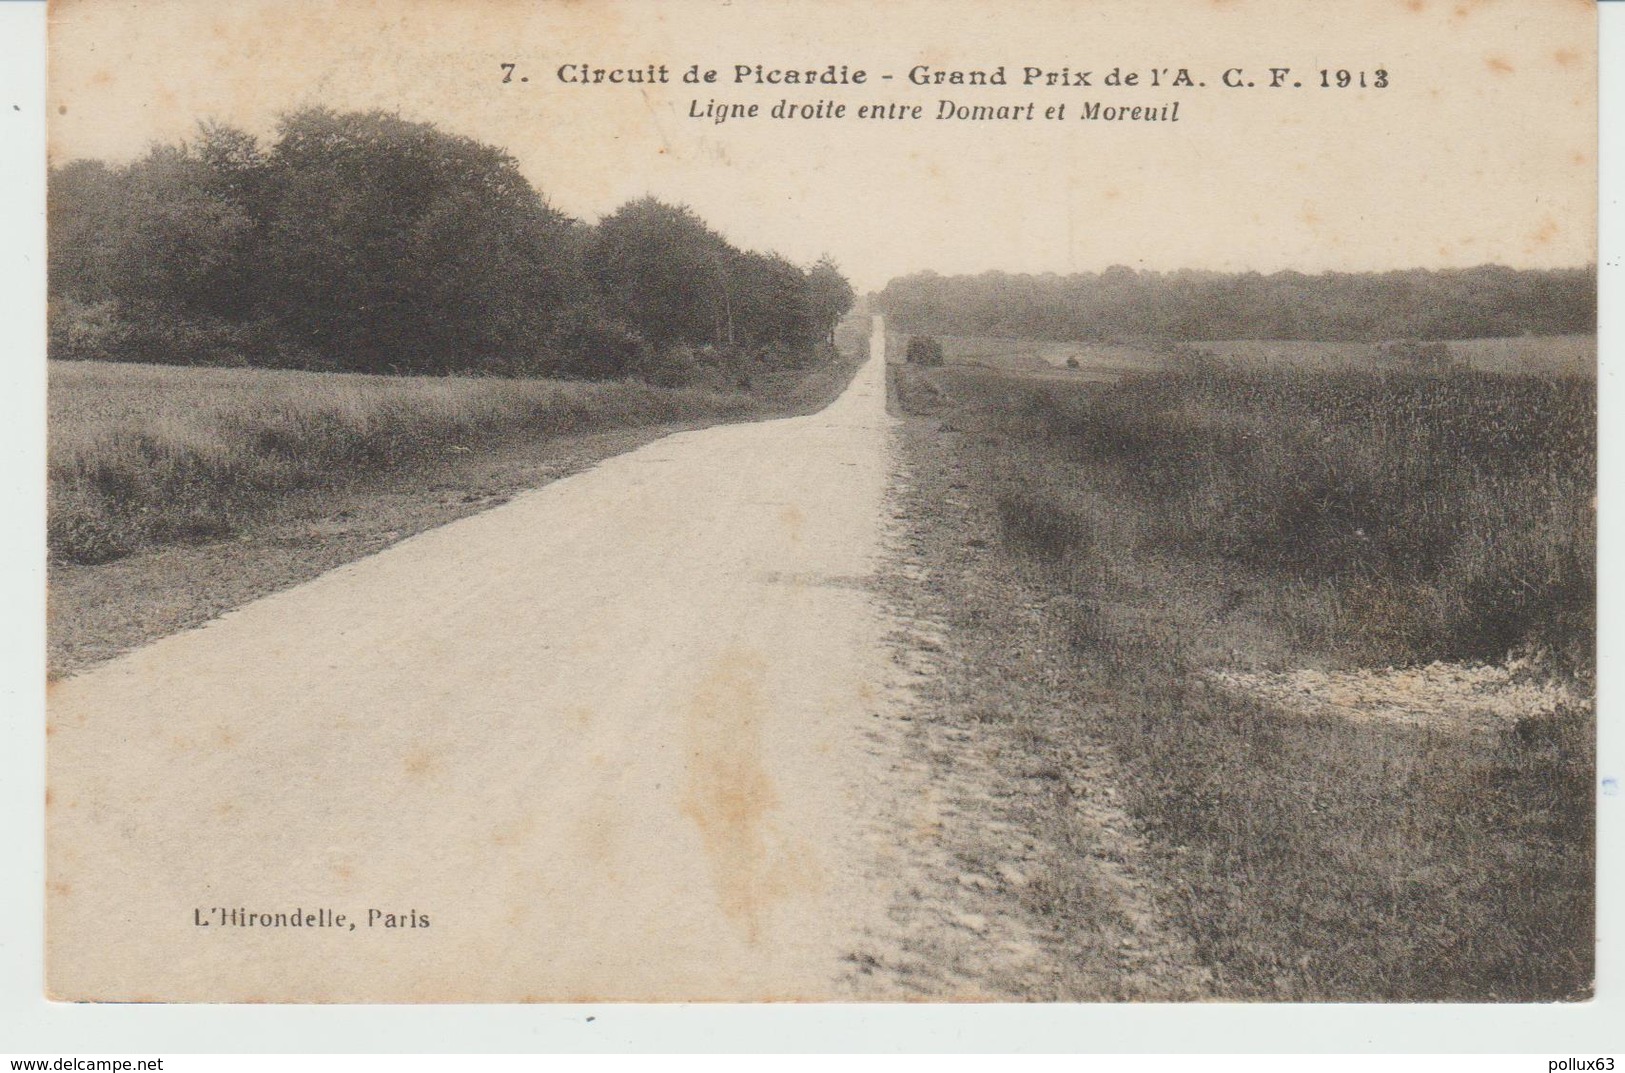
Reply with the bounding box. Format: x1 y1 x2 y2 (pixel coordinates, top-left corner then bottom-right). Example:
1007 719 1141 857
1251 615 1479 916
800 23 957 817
34 0 1599 1009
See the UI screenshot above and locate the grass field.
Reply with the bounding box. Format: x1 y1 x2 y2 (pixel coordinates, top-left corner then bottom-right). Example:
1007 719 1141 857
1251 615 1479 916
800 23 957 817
1205 334 1597 376
49 354 855 567
892 352 1594 1000
910 334 1162 381
908 332 1596 379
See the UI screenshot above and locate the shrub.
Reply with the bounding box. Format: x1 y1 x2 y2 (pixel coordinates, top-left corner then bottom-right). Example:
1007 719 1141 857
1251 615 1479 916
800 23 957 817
634 343 701 389
48 298 330 371
548 310 650 380
47 298 132 363
906 336 945 365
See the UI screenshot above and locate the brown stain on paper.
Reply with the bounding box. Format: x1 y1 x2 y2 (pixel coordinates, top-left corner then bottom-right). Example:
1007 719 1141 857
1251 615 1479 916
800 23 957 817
681 646 783 942
779 504 805 546
403 746 439 779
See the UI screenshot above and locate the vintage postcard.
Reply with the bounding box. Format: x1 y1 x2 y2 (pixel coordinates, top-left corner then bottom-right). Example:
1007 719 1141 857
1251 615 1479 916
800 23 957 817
43 0 1596 1003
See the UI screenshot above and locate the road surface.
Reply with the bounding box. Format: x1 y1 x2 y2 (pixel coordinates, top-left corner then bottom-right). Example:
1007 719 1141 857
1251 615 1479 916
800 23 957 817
48 318 912 1002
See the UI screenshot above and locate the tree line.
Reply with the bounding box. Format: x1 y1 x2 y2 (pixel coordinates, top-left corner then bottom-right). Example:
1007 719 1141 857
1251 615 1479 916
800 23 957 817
874 265 1595 343
49 108 856 383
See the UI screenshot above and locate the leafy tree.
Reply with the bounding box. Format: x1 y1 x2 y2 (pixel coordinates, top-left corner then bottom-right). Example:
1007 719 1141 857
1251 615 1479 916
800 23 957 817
805 255 857 343
256 108 578 372
587 197 735 348
729 250 815 353
47 159 128 303
48 110 858 380
106 143 256 322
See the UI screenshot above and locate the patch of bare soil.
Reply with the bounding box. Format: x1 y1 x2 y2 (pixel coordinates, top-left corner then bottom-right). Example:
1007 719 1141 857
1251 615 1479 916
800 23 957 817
839 412 1209 1001
47 423 691 679
1207 658 1588 737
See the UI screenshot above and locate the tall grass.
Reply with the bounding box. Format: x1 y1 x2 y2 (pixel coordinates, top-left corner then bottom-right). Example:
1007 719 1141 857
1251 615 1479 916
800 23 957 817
1012 362 1596 673
897 356 1595 1000
49 361 778 565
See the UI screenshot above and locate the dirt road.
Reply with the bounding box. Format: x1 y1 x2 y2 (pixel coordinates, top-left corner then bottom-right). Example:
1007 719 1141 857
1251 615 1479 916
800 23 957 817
49 319 928 1002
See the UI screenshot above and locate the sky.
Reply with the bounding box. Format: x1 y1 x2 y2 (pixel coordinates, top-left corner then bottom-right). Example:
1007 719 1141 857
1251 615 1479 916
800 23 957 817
48 0 1597 293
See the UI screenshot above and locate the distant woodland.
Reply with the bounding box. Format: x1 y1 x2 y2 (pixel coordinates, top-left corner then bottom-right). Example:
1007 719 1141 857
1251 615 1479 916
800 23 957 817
49 108 856 383
874 265 1596 342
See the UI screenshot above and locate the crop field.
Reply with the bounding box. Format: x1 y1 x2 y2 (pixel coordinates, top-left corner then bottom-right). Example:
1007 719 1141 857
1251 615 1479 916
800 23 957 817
49 361 773 566
892 352 1595 999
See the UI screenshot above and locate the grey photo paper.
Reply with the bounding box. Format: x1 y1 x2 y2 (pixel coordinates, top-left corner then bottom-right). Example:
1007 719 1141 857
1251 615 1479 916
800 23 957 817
44 0 1596 1002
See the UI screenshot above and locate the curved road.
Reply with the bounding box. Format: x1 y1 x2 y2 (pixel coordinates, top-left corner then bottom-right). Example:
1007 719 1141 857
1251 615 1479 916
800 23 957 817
49 318 907 1002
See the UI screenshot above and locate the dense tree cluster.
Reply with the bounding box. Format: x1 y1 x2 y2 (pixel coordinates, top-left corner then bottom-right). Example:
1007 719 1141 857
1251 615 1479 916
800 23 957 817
874 265 1595 343
49 109 855 381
